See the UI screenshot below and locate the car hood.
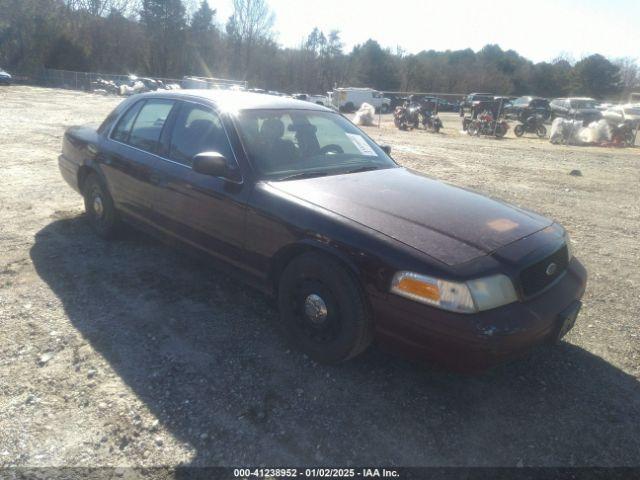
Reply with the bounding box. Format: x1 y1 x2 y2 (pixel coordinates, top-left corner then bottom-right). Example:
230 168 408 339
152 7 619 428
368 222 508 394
267 168 553 266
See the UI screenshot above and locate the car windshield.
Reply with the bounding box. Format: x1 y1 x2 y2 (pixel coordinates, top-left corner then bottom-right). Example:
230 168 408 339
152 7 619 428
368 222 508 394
572 100 596 109
234 109 397 180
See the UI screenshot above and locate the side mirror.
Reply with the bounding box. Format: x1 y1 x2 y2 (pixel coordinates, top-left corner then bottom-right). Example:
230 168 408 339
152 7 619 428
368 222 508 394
380 145 392 155
192 152 230 178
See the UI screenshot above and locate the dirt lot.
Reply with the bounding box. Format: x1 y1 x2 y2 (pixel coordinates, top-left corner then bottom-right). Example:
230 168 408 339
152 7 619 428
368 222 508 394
0 86 639 468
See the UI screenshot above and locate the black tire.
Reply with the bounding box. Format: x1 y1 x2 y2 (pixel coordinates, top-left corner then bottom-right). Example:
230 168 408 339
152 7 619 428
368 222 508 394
625 132 636 147
514 124 524 137
536 125 547 138
277 252 373 364
381 104 390 114
495 123 507 138
83 173 119 239
344 102 355 113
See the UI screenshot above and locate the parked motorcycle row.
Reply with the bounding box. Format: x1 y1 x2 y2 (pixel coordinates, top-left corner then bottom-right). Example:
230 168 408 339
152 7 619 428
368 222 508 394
393 96 444 133
457 94 639 146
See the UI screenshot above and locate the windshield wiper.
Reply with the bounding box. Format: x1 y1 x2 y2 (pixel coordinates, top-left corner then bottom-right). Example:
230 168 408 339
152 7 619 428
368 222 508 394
343 165 381 174
277 171 329 181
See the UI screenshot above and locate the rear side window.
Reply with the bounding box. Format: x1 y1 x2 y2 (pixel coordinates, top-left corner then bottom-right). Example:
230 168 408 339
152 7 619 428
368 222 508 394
111 101 143 142
169 103 235 166
128 99 175 152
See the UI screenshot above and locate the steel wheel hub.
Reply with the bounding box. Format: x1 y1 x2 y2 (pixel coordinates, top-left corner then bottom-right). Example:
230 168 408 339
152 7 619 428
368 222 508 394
304 293 328 325
93 195 104 218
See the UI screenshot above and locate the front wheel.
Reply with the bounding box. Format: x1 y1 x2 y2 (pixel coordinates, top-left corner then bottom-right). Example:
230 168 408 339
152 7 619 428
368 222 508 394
277 252 373 364
536 125 547 138
514 124 524 137
83 173 119 239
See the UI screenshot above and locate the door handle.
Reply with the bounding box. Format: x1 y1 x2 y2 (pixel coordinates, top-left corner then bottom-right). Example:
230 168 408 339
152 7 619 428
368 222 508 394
150 172 169 187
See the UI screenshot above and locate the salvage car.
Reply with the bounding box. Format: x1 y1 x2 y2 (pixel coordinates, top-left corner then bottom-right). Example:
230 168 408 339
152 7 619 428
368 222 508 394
550 97 602 125
503 96 551 121
459 92 494 116
0 68 12 85
602 104 640 126
58 90 587 371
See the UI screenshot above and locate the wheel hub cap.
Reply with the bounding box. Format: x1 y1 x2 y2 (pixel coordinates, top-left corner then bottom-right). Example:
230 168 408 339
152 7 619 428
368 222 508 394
304 294 328 325
93 195 104 218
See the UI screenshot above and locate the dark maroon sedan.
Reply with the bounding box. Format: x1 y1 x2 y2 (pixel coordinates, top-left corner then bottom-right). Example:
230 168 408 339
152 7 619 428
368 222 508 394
59 90 586 371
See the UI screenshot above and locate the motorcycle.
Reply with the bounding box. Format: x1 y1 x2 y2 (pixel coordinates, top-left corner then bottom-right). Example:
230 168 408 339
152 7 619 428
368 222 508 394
393 98 421 130
514 114 547 138
420 109 443 133
467 110 509 138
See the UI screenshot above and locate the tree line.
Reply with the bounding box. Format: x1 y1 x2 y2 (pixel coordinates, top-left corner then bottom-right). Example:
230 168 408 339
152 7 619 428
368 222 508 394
0 0 638 100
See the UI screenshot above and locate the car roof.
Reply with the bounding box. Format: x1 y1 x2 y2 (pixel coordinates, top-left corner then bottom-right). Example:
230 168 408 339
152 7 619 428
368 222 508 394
517 96 548 101
138 89 331 112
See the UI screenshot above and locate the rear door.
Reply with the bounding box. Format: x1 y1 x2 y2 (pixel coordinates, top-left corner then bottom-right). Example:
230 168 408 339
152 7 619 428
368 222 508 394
104 98 175 220
150 100 250 270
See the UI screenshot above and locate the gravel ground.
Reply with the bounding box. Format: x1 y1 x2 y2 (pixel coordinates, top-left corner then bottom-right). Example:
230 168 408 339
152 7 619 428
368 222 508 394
0 86 639 468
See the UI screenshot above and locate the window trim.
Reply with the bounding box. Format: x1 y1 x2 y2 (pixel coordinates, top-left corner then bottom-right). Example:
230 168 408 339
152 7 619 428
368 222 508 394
166 101 238 170
123 98 176 153
107 96 243 184
110 99 146 145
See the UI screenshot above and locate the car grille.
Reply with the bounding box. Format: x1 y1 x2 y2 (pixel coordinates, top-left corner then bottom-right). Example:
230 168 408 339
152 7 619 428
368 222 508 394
519 244 569 298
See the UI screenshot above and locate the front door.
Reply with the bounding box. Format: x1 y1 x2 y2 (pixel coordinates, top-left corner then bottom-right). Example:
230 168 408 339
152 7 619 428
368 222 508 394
150 101 250 271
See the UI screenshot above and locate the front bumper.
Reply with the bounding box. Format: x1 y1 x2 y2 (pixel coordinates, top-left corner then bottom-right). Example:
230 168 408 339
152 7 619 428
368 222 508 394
371 258 587 372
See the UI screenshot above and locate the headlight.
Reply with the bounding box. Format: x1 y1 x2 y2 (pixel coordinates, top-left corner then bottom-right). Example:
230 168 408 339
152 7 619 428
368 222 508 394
390 271 518 313
564 231 573 260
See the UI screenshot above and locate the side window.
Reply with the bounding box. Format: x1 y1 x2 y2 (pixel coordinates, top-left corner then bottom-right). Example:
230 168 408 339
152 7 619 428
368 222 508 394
128 99 175 153
111 101 143 143
169 103 235 167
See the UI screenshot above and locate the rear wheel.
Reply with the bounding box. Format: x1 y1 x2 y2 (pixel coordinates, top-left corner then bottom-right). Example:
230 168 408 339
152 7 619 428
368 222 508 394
83 173 119 239
495 123 507 138
277 252 373 364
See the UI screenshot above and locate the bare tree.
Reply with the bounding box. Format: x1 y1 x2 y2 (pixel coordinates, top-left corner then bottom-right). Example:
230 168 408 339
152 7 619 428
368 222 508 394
226 0 274 79
63 0 140 17
614 57 639 97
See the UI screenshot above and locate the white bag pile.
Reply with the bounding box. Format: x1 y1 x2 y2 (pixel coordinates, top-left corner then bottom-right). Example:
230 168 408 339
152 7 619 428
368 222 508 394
550 118 613 145
549 118 583 145
353 102 376 126
578 119 611 144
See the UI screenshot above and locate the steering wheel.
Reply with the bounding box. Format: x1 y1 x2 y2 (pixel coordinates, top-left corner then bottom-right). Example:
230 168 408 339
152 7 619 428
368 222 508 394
318 144 344 155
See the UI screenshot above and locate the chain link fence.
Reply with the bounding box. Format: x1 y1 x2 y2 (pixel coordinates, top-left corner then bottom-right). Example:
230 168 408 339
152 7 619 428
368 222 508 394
15 68 247 92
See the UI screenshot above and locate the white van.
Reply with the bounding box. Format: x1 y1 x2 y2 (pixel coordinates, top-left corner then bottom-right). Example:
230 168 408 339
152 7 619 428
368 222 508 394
330 88 391 113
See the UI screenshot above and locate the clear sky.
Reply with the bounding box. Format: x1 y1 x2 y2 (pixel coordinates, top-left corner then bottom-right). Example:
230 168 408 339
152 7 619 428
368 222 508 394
206 0 639 63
